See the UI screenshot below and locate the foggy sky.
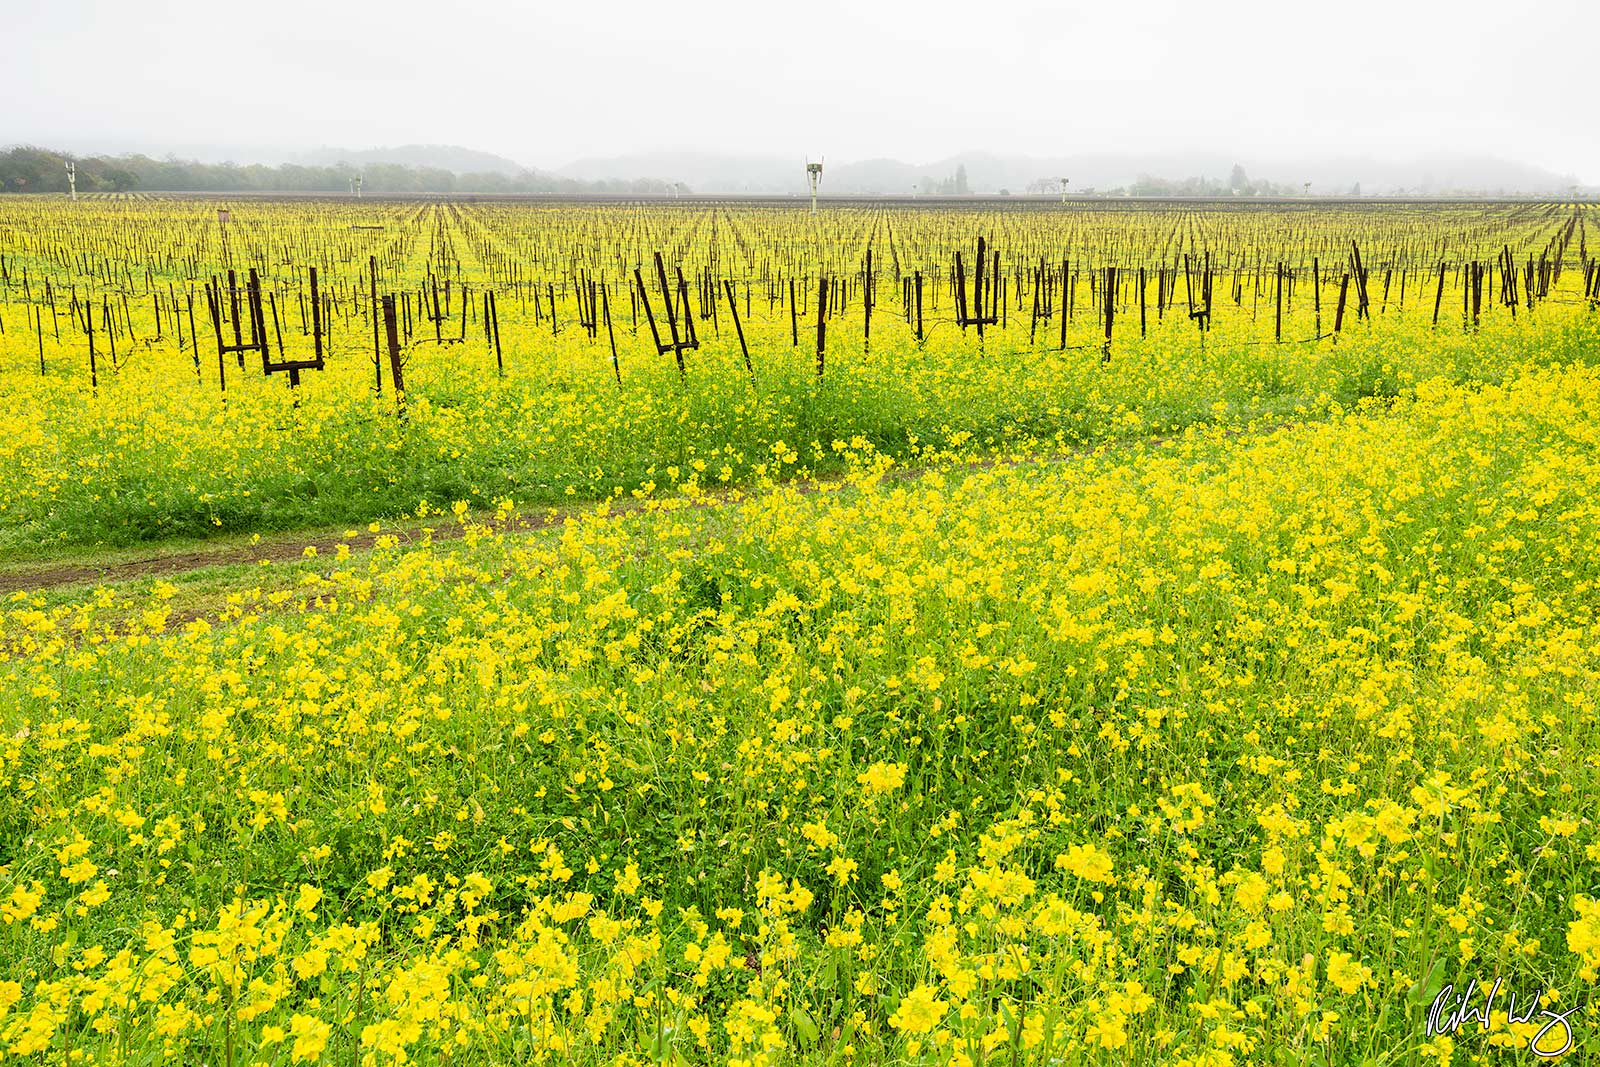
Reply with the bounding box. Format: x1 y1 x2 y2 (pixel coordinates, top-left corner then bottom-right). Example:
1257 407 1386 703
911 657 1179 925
7 0 1597 181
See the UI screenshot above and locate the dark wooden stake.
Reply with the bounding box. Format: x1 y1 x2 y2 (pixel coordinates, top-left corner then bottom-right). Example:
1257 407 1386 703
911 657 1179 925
383 295 405 418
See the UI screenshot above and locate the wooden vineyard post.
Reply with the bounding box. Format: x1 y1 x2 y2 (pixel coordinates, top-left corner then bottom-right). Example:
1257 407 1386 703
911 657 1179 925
104 299 116 372
1029 266 1041 344
1350 242 1370 322
1432 261 1446 327
382 295 405 418
228 269 247 366
1183 254 1195 325
87 297 98 391
1472 263 1482 329
1333 273 1349 339
1274 262 1283 343
656 255 685 375
816 276 827 378
1139 267 1146 339
915 271 924 342
216 304 227 400
602 284 620 386
308 266 322 383
723 279 753 380
370 256 383 395
864 248 873 342
489 291 504 376
674 268 699 350
1313 257 1321 336
187 292 199 380
429 275 443 344
1059 260 1068 350
1102 265 1115 362
789 278 798 346
973 241 984 340
954 257 966 326
636 268 663 355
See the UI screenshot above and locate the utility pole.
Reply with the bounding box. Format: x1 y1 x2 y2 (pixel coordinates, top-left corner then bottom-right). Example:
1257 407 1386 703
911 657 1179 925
65 161 77 201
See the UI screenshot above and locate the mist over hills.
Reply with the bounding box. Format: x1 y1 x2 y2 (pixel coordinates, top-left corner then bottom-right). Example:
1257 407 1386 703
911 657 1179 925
0 144 673 196
558 149 1587 196
3 140 1590 196
291 144 528 177
279 142 1590 196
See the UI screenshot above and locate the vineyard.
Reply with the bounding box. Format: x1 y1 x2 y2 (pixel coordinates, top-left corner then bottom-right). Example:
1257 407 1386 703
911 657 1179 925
1 194 1599 1064
0 198 1595 557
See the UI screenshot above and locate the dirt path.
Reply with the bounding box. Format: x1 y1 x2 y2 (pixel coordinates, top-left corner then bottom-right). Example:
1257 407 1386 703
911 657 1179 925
0 507 590 597
0 420 1293 598
0 542 347 596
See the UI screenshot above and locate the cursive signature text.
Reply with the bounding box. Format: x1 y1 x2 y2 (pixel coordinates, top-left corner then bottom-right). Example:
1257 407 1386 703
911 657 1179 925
1425 976 1580 1058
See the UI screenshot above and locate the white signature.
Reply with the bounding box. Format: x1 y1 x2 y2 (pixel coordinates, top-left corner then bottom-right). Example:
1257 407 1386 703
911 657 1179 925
1425 977 1580 1058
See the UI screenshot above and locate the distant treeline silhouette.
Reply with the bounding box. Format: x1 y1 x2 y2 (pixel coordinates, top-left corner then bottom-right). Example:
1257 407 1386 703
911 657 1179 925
0 146 683 195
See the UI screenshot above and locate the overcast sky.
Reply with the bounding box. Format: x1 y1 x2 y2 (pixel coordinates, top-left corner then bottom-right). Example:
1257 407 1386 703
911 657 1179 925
7 0 1597 180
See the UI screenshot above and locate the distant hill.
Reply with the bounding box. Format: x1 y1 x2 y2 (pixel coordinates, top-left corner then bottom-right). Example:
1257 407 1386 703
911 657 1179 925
292 144 529 177
561 149 1585 196
4 141 1586 198
557 152 794 193
0 144 679 195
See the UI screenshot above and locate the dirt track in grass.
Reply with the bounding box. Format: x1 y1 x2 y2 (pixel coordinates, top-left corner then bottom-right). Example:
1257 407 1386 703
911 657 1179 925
0 419 1291 598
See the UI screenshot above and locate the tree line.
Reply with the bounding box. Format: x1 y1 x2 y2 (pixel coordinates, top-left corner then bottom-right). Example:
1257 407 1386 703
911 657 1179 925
0 146 684 195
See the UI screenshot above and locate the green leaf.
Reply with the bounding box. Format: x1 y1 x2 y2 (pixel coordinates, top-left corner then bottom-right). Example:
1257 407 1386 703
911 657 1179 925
790 1006 820 1047
1406 956 1445 1006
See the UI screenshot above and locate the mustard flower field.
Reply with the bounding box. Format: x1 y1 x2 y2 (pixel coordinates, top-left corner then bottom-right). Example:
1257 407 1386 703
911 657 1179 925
0 196 1598 1064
